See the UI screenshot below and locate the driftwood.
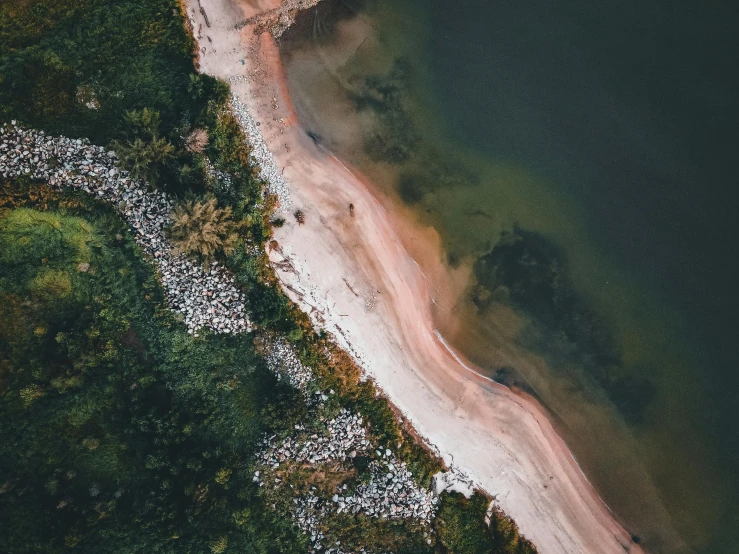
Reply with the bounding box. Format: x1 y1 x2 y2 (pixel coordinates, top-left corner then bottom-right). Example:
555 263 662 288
197 0 210 27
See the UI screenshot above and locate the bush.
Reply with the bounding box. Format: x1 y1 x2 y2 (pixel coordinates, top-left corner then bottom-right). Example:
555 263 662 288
167 196 239 260
0 188 307 554
435 492 536 554
0 0 198 142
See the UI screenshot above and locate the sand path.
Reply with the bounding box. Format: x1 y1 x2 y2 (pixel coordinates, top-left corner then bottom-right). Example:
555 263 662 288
185 1 645 552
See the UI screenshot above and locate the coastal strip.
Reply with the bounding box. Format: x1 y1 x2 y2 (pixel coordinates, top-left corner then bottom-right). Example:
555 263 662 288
185 1 645 552
0 123 451 552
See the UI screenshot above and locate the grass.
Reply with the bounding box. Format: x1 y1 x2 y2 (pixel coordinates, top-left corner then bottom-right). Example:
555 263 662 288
0 181 309 553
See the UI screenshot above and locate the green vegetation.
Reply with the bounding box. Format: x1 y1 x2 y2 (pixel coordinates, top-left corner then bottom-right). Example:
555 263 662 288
167 196 239 260
435 493 536 554
1 0 196 142
0 0 538 552
112 108 176 184
473 228 656 422
0 186 307 553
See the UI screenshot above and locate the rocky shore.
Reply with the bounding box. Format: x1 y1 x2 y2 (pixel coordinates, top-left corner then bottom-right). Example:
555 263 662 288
230 93 292 209
254 338 442 552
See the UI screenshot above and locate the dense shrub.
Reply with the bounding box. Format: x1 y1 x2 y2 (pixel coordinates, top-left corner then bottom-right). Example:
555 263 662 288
0 0 196 141
435 493 536 554
0 191 307 553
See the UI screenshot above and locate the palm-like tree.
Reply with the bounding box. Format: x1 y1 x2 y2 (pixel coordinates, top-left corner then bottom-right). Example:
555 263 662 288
188 74 206 100
167 197 239 260
123 107 161 139
114 136 174 181
113 108 174 183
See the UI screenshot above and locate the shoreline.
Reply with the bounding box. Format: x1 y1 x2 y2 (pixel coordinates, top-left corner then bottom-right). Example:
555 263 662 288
186 1 646 552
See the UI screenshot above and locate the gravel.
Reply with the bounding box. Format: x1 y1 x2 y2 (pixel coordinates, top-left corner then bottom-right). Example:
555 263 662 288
0 123 250 335
255 406 438 552
230 94 292 210
263 339 313 389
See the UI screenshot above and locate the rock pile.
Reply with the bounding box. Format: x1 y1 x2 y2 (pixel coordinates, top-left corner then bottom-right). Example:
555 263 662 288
230 94 292 209
257 408 368 468
293 493 381 554
293 492 384 554
342 457 437 522
263 339 313 389
256 407 437 552
0 123 249 335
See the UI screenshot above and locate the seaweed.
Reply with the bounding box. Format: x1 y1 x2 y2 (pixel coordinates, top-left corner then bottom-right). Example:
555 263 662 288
475 228 656 422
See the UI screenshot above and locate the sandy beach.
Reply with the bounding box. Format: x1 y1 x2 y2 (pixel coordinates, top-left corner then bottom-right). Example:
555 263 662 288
185 1 647 552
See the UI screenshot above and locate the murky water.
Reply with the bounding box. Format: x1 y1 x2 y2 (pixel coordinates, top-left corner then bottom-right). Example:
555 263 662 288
280 1 739 551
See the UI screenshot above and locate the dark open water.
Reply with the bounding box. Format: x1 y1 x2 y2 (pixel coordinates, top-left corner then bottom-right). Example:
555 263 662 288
280 1 739 552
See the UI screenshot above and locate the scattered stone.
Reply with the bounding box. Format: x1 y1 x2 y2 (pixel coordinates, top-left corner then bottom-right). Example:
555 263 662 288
230 95 291 209
262 339 313 389
255 405 438 552
0 124 250 335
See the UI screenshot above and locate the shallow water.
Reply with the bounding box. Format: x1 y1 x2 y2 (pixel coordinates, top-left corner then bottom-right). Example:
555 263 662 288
280 1 739 551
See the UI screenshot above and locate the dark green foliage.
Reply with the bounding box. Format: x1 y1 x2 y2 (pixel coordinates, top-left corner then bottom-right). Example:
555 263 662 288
111 108 176 184
114 135 175 181
228 244 296 332
0 190 306 553
487 504 538 554
435 493 536 554
436 493 493 554
474 228 656 422
322 513 432 554
0 0 196 142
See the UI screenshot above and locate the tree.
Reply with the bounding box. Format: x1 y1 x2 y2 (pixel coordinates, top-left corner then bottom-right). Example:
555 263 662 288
113 136 174 182
112 108 175 184
123 107 162 139
185 128 208 153
167 197 239 260
188 73 207 100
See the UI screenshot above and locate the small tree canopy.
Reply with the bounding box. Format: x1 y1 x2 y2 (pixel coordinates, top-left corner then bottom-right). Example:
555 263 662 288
167 196 239 260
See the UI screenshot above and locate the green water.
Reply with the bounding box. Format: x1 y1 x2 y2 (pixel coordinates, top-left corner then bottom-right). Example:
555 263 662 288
280 1 739 552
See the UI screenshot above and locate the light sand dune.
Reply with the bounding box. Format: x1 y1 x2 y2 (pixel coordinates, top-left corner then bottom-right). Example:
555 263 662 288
185 1 646 551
